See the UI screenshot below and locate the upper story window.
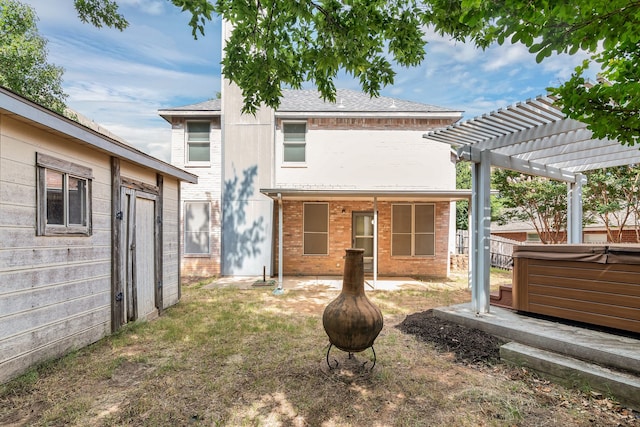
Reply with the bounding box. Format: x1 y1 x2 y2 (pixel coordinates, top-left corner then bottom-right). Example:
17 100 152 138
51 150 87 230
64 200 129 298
283 122 306 163
391 204 435 256
36 153 92 236
186 121 210 164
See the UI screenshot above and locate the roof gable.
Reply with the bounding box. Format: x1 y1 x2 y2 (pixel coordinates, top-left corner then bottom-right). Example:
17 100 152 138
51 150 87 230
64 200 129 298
160 89 462 117
278 88 460 114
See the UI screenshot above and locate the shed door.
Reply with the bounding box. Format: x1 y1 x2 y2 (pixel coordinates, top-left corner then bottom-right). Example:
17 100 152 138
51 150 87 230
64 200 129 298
134 196 156 318
121 188 158 322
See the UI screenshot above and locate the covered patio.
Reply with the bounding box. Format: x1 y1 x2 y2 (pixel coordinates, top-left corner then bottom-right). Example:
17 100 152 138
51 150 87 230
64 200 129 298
423 95 640 315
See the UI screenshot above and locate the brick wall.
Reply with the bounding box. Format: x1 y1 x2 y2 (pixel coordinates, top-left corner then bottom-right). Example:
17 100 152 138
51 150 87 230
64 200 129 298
275 199 451 277
275 117 456 131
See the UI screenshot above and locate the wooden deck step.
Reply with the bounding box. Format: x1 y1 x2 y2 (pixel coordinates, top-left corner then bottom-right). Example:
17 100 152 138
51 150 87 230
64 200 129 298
490 284 513 309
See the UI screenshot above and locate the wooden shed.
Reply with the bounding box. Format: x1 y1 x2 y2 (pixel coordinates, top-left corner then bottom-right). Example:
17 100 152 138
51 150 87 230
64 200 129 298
0 88 197 383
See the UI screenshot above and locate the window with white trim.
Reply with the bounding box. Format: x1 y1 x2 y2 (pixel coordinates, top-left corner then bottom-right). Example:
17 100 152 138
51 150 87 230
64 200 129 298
303 202 328 255
391 204 435 256
186 121 210 164
36 153 92 236
283 122 306 163
184 201 211 254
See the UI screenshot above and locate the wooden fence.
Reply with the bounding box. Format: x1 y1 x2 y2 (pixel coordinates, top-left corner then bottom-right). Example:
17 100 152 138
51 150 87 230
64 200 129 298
455 230 520 270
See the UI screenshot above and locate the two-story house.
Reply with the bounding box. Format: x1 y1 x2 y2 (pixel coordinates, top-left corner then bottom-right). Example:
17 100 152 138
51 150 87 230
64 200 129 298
159 86 466 280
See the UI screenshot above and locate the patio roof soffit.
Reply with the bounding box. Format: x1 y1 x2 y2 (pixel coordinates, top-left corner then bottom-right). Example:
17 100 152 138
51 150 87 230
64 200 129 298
260 188 472 202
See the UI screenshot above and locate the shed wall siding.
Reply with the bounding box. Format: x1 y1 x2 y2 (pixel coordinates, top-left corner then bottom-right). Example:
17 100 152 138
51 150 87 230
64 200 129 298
162 178 180 307
1 113 185 383
0 117 111 383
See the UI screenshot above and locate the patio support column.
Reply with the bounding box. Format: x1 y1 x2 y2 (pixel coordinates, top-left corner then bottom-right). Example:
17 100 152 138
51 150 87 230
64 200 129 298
470 150 491 314
277 193 283 288
373 196 378 288
567 174 585 244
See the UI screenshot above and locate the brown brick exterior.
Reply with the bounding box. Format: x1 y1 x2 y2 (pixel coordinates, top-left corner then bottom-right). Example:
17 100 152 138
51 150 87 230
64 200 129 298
181 256 220 279
275 199 451 277
276 117 454 131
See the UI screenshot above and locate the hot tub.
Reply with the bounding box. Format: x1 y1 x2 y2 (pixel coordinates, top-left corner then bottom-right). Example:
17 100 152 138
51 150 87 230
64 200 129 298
512 244 640 333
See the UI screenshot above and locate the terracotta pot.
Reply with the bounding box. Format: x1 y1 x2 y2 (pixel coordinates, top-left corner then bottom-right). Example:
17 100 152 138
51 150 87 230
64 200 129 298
322 248 384 352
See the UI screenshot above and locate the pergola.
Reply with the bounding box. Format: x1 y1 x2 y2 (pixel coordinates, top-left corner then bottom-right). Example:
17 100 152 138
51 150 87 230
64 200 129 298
423 95 640 314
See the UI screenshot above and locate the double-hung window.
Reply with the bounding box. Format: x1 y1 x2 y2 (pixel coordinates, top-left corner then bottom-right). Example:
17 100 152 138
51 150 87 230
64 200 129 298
303 203 328 255
184 201 211 255
391 204 435 256
186 121 210 164
36 153 92 236
283 122 306 163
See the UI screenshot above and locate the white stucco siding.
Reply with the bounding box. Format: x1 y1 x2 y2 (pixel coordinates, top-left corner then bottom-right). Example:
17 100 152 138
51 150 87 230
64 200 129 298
221 82 275 276
275 128 456 190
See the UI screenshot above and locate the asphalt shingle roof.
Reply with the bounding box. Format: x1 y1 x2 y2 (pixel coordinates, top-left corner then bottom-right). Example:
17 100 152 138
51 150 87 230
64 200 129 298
162 89 460 114
278 88 458 113
162 98 221 112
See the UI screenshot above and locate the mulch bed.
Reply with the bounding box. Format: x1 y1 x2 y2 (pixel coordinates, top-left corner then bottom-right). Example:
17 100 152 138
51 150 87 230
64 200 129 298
396 309 506 365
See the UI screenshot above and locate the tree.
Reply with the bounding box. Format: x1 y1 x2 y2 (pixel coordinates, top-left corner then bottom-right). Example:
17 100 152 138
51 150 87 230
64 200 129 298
0 0 67 113
492 170 568 244
75 0 640 143
583 165 640 243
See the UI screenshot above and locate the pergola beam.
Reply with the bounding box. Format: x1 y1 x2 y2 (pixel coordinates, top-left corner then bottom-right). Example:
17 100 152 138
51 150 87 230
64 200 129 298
458 145 577 183
423 94 640 315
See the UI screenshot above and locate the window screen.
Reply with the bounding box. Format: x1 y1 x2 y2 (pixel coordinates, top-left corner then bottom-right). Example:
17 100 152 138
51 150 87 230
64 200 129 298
185 202 210 254
392 204 435 256
303 203 328 254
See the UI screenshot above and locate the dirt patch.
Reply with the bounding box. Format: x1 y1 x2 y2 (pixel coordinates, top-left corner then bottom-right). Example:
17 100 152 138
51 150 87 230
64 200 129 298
396 309 506 365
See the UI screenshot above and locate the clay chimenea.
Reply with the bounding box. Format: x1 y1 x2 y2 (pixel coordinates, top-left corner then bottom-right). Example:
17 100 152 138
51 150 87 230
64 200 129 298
322 248 384 368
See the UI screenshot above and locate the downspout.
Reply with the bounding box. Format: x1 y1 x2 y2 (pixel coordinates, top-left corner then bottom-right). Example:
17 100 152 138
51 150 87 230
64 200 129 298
273 192 284 295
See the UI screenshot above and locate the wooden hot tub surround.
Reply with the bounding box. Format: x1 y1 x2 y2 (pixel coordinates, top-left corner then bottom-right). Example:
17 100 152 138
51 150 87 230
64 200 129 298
512 244 640 334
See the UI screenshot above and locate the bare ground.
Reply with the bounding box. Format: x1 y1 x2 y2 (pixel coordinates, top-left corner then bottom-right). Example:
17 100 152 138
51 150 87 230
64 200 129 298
1 275 638 426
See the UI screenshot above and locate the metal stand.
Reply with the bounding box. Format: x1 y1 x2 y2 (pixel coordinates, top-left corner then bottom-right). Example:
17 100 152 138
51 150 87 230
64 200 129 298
325 343 377 370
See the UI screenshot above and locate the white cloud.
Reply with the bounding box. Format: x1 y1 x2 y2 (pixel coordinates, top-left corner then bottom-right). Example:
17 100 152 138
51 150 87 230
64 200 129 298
118 0 167 16
20 1 603 160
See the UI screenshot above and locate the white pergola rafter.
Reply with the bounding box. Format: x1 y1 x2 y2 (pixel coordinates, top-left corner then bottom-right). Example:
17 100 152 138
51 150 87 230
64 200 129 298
423 95 640 314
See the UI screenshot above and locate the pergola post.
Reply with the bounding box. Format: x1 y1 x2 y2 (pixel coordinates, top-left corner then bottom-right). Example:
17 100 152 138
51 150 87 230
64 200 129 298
470 150 492 314
277 193 283 289
567 174 585 244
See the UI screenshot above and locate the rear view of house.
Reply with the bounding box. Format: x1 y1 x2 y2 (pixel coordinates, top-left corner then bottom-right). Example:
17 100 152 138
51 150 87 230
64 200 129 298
160 87 468 280
0 88 197 383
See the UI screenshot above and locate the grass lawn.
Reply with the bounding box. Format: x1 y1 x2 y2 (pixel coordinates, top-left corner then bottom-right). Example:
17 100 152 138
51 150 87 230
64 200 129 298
1 273 635 426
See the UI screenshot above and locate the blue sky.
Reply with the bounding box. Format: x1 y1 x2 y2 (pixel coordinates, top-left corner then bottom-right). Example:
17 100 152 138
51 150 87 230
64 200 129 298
23 0 591 162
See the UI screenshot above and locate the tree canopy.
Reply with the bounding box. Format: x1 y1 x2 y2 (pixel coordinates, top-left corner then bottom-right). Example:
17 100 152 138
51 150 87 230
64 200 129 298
492 170 568 244
74 0 640 145
0 0 67 113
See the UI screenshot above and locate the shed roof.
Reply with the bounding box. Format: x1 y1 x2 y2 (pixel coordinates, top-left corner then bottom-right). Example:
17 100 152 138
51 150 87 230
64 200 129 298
0 87 197 183
423 95 640 182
